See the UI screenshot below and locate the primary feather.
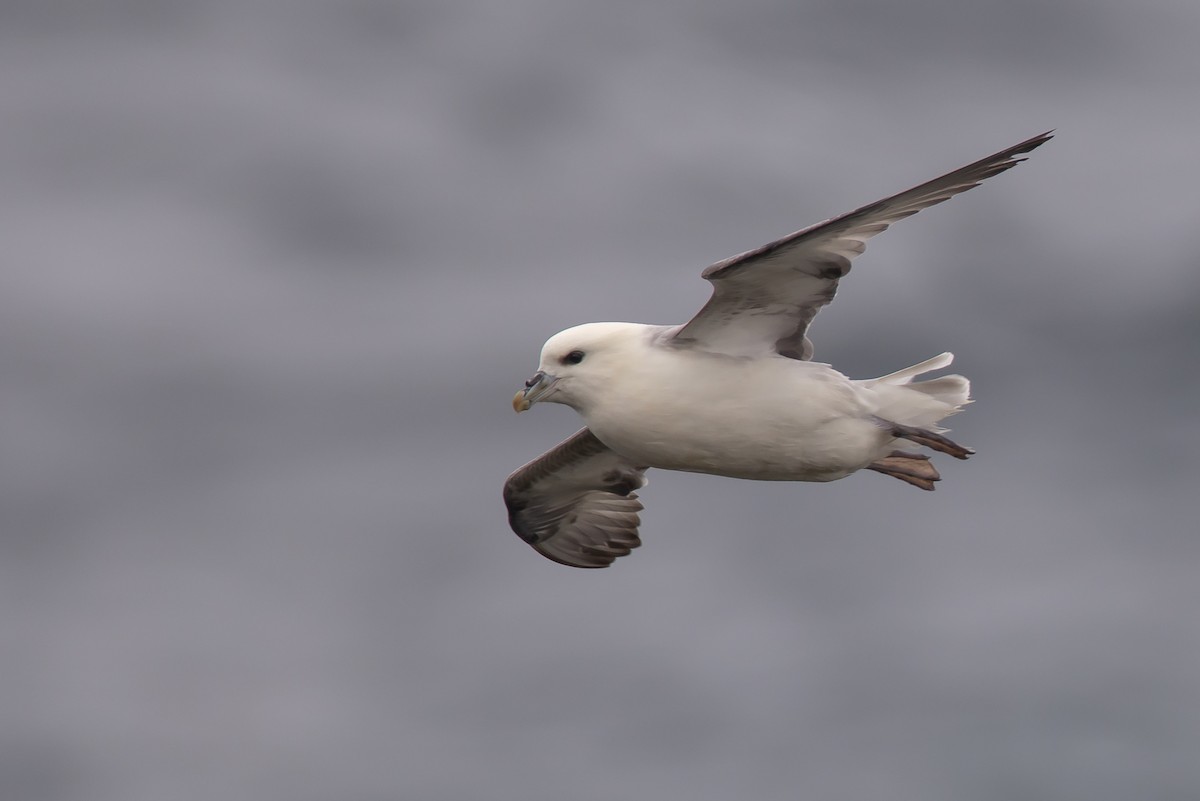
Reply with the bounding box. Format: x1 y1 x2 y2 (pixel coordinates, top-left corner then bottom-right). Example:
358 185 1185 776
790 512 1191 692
505 132 1051 567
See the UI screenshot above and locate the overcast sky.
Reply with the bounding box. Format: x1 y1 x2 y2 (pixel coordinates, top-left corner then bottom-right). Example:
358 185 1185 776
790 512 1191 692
3 2 1199 800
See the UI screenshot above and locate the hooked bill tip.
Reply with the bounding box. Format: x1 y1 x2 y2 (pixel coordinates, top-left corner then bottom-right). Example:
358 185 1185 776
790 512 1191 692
512 390 530 413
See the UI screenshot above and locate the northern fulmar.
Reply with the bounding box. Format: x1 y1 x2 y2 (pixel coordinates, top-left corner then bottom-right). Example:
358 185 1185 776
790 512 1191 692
504 132 1051 568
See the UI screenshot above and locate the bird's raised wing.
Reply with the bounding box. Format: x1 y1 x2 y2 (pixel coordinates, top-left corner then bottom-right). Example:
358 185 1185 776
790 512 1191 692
503 428 648 568
668 131 1052 360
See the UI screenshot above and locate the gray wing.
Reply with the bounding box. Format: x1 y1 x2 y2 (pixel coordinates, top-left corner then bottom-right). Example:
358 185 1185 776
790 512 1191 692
503 428 649 568
669 131 1053 360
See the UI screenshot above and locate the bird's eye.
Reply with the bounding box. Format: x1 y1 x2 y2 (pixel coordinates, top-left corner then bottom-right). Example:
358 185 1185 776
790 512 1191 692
561 350 585 365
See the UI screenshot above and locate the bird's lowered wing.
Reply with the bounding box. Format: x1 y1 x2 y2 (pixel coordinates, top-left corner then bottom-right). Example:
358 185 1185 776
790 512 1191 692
503 428 648 568
668 131 1052 360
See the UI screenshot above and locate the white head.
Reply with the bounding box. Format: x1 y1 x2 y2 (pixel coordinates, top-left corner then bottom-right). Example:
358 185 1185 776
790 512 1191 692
513 322 649 414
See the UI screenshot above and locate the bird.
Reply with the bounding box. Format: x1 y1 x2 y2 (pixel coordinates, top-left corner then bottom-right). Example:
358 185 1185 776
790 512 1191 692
504 131 1051 568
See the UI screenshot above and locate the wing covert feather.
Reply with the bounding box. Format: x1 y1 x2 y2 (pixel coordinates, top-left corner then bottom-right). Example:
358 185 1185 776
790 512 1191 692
669 131 1052 360
504 429 649 568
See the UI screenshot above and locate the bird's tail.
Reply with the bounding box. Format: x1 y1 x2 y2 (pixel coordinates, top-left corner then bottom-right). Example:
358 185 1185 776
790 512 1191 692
859 352 971 430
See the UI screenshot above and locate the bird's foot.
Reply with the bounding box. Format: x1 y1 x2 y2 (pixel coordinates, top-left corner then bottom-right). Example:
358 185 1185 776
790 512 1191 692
882 420 975 460
868 450 941 491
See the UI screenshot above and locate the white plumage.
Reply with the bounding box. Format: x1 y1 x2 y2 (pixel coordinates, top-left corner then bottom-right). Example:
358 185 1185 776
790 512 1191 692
504 132 1051 568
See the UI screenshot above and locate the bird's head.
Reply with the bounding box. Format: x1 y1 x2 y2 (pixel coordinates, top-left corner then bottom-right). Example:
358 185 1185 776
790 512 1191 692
513 322 647 414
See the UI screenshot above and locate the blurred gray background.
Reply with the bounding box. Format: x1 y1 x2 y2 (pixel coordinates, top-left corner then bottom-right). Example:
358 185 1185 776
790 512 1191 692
3 1 1198 800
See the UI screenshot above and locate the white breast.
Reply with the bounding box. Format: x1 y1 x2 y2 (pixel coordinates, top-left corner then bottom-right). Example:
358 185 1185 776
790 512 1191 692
582 350 888 481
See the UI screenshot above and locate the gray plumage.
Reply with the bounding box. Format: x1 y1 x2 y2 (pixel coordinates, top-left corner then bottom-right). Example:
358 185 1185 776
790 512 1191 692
505 132 1051 568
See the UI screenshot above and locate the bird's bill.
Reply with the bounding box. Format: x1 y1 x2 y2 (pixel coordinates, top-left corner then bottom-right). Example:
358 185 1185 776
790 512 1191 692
513 371 558 412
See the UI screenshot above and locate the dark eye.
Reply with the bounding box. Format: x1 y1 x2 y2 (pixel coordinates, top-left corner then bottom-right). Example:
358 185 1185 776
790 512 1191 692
561 350 585 365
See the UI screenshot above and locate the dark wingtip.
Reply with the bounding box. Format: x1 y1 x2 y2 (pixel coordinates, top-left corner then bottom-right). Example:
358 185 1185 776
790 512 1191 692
1009 130 1055 157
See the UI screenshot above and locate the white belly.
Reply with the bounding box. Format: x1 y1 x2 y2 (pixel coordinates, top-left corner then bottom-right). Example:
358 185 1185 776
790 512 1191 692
583 354 890 481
